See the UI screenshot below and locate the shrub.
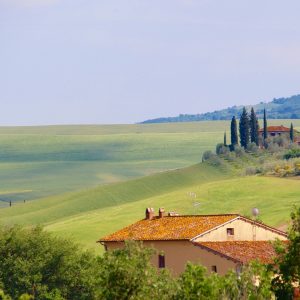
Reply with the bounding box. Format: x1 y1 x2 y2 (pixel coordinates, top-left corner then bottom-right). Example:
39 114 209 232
202 150 214 162
216 143 229 155
247 142 259 153
234 145 245 157
284 148 300 160
245 166 257 176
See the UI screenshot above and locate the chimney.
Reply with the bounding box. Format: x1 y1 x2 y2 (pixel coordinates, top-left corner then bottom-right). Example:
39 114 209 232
145 208 155 220
159 207 166 218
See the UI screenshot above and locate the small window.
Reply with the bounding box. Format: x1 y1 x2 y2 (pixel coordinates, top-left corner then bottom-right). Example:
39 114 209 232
211 265 217 273
158 254 165 268
227 228 234 236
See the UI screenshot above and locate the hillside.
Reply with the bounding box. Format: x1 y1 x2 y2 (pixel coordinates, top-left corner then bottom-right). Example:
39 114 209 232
1 158 299 251
141 94 300 123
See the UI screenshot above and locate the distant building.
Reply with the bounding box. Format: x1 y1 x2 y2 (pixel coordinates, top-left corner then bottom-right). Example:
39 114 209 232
259 125 291 137
98 208 287 275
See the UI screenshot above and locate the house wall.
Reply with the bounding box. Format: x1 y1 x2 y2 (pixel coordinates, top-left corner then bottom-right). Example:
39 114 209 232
103 240 238 276
193 218 287 242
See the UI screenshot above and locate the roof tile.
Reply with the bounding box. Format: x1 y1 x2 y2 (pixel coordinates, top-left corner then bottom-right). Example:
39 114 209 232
99 214 238 242
195 241 286 264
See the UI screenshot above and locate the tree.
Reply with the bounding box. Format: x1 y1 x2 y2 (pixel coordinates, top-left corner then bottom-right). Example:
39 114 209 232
290 123 294 142
250 107 259 145
272 206 300 299
0 226 101 299
224 132 227 146
230 116 238 147
239 107 250 148
98 241 177 300
263 109 268 140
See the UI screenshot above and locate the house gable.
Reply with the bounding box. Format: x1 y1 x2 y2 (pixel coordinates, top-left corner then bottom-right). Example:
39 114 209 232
191 216 287 242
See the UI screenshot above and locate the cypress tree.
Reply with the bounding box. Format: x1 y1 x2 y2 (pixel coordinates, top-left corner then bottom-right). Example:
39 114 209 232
263 109 268 140
230 116 238 146
224 132 227 146
290 123 294 142
239 107 250 148
250 107 259 145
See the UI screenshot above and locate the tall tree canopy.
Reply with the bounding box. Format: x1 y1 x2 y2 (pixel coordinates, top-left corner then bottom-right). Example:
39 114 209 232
250 107 259 145
239 107 250 148
290 123 294 142
230 116 238 146
263 109 268 140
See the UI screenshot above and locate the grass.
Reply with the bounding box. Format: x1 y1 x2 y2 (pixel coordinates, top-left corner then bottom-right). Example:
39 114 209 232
0 120 300 250
0 122 228 206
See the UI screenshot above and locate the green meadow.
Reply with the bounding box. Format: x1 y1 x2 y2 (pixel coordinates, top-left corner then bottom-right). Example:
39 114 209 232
0 120 300 250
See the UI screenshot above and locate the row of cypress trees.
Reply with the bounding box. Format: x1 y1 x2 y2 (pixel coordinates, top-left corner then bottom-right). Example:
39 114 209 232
230 107 262 149
229 108 295 149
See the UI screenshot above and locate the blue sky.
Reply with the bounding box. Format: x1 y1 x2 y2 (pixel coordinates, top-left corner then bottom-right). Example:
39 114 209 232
1 0 300 125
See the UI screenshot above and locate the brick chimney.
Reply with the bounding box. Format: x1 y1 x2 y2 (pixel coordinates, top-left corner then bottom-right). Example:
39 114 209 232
145 208 155 220
159 207 166 218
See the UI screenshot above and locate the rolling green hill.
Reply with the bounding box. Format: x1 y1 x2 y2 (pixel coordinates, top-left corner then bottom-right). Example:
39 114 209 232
0 120 300 251
141 94 300 123
1 160 299 251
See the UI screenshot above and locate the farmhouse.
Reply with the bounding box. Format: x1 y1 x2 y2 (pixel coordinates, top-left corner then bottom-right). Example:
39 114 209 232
98 208 287 275
259 125 291 137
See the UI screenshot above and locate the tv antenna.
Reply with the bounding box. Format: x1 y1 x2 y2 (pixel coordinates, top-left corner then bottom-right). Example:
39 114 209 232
251 208 259 241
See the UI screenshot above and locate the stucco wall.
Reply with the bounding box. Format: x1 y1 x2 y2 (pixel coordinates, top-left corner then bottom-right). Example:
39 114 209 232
103 240 237 275
193 218 287 242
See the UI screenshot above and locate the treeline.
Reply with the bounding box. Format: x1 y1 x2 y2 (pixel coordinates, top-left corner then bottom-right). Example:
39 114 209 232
0 207 299 299
140 94 300 124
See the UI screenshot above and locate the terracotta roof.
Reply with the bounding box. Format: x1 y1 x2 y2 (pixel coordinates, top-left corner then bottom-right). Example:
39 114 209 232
259 125 290 133
195 241 286 264
99 214 239 242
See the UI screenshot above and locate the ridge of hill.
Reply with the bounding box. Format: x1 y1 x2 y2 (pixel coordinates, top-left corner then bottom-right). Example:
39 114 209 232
141 94 300 123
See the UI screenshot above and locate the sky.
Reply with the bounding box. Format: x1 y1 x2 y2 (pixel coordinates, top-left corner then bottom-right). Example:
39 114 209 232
1 0 300 125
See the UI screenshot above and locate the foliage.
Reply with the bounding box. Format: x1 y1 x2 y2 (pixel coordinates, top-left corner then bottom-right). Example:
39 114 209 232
250 107 259 145
239 107 250 148
272 206 300 299
98 241 177 300
263 109 268 140
284 148 300 159
216 143 229 155
141 94 300 123
230 116 238 146
202 150 214 161
175 263 222 299
175 261 274 300
290 123 294 142
0 226 100 300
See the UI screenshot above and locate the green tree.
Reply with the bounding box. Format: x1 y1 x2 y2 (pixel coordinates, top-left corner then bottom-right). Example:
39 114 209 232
250 107 259 145
263 109 268 140
239 107 250 148
272 206 300 299
290 123 294 142
0 226 100 300
224 132 227 146
230 116 238 147
98 241 177 300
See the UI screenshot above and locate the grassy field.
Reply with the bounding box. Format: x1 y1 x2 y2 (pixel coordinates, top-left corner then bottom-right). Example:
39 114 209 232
0 120 300 251
0 121 229 206
1 160 299 251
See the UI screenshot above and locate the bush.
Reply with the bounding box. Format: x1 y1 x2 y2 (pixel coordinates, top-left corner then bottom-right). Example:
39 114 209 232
216 143 229 155
202 150 214 162
284 148 300 160
245 166 258 176
234 145 245 157
0 226 100 300
247 142 259 153
98 241 177 300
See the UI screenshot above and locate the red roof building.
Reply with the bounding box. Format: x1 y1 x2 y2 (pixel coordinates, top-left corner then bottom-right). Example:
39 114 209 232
98 208 287 275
